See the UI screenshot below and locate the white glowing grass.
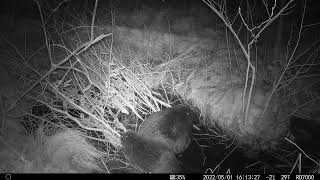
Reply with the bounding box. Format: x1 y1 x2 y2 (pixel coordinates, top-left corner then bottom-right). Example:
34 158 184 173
2 0 174 153
0 117 103 173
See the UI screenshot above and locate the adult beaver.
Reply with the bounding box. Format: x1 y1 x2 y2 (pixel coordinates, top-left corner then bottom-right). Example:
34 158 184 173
138 105 196 154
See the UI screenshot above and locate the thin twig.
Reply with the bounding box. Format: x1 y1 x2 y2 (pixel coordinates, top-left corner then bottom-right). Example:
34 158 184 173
285 138 320 166
211 145 238 173
6 34 110 113
35 0 53 65
91 0 99 41
290 153 301 174
260 0 307 124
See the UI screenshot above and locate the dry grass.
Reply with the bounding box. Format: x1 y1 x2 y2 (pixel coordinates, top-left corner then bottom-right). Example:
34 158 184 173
1 0 190 173
0 117 103 173
0 0 319 174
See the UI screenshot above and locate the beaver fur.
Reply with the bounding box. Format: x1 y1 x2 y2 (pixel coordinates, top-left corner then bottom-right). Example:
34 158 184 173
138 105 196 154
121 130 181 173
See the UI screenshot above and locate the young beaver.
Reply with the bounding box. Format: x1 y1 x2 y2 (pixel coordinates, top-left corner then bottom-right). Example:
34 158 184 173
121 130 181 173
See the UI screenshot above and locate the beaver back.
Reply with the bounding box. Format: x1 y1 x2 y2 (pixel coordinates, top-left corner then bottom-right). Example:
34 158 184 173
121 130 181 173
